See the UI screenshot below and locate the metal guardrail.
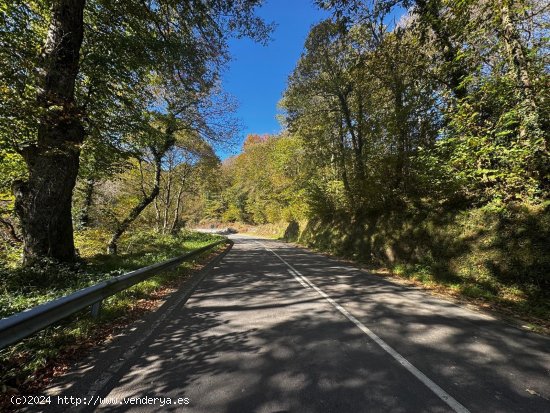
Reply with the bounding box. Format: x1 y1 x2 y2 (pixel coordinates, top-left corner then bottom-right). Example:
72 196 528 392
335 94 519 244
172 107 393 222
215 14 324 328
0 239 228 350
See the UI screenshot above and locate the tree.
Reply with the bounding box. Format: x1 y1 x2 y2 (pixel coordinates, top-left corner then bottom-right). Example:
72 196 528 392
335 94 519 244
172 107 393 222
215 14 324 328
153 141 218 234
1 0 271 263
281 15 441 217
106 121 175 255
314 0 549 204
7 0 86 263
201 134 308 226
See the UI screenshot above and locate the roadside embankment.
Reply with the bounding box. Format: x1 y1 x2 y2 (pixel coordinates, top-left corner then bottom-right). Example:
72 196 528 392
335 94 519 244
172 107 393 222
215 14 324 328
296 202 550 331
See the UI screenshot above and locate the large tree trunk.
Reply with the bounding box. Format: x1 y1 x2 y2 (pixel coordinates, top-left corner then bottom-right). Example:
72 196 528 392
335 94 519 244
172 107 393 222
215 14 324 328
13 0 86 264
337 92 365 182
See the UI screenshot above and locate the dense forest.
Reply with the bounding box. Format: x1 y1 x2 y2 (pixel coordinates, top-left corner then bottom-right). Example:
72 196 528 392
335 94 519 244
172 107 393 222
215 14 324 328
0 0 270 262
194 0 550 309
1 0 549 312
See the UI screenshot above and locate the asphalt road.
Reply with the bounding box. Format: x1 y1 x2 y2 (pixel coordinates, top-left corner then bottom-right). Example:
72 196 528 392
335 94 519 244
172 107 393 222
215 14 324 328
41 235 550 412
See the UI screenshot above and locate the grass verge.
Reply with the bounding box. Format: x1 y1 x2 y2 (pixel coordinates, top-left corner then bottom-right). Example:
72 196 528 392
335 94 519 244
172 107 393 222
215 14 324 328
297 202 550 335
385 263 550 334
0 229 224 408
291 243 550 335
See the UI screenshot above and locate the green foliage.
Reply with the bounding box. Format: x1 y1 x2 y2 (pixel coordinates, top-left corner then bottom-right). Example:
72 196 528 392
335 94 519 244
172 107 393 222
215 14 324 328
441 62 549 203
1 0 272 263
300 202 550 320
196 133 309 226
0 229 222 388
0 148 26 229
0 149 26 192
0 229 222 317
0 0 46 150
282 16 445 215
290 0 549 214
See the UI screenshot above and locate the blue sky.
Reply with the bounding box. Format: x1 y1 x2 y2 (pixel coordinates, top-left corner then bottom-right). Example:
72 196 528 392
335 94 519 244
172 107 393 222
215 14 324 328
220 0 328 157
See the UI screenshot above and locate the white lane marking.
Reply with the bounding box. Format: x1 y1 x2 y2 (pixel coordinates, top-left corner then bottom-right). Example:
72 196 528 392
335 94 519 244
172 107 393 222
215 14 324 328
257 241 470 413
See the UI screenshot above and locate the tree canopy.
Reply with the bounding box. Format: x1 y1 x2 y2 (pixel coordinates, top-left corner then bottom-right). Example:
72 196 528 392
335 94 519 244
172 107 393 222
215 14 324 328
0 0 271 262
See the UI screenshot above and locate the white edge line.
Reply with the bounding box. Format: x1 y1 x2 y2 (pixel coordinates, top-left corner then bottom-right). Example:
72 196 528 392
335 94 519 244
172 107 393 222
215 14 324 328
257 241 470 413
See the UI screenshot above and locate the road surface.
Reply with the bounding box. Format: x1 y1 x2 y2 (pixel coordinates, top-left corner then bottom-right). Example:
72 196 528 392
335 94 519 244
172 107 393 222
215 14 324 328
42 235 550 412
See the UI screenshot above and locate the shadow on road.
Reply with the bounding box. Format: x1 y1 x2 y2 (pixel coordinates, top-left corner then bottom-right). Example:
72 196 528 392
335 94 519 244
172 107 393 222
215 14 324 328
72 237 550 412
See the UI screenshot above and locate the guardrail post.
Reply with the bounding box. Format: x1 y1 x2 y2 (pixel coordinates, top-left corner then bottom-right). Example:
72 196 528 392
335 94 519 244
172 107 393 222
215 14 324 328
90 301 102 318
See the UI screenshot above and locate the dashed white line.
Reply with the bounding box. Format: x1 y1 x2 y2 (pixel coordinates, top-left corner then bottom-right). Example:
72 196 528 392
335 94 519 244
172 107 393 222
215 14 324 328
257 241 470 413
